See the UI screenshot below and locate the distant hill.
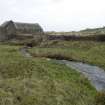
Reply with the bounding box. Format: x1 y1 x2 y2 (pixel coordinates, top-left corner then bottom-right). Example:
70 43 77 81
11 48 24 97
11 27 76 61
46 26 105 36
80 26 105 35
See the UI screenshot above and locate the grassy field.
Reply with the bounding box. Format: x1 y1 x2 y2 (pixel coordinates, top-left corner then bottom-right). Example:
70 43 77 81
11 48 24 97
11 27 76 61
0 44 96 105
30 40 105 70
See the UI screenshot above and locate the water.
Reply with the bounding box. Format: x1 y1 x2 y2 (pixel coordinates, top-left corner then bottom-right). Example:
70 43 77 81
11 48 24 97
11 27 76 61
56 60 105 91
19 47 105 91
19 47 32 58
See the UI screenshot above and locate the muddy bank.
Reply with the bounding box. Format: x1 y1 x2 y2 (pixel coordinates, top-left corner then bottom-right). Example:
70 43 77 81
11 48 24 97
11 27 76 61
46 34 105 41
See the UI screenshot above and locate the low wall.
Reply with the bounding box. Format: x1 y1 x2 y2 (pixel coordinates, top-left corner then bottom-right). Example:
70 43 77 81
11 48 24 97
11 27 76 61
46 34 105 41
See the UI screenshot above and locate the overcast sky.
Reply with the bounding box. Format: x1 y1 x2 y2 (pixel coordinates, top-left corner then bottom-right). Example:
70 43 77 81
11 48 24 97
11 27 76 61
0 0 105 31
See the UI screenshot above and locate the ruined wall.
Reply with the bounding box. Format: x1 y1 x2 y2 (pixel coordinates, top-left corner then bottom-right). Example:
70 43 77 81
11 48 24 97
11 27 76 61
0 27 7 41
0 21 44 43
5 22 16 39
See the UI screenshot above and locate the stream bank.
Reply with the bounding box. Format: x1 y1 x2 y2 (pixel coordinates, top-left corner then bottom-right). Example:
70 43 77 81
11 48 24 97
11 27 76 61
20 47 105 91
55 60 105 91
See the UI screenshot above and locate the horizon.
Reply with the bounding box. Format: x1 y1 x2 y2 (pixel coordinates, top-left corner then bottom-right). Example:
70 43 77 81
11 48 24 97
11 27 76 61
0 20 105 32
0 0 105 32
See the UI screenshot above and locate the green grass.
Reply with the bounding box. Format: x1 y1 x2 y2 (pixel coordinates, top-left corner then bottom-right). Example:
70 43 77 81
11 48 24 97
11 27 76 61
30 40 105 70
0 44 96 105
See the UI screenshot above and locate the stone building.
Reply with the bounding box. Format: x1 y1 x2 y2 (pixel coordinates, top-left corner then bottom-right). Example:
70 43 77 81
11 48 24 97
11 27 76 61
0 20 44 41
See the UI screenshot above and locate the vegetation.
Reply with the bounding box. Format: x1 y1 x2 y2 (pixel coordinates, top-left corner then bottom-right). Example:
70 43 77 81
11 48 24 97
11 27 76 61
80 26 105 35
46 26 105 36
30 40 105 70
95 92 105 105
0 44 96 105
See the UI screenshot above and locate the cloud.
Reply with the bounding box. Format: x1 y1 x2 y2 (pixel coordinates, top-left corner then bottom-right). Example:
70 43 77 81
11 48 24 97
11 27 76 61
51 0 63 3
0 0 105 31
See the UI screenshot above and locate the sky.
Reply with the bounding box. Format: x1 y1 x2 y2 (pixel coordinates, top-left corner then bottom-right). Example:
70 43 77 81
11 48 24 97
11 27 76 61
0 0 105 31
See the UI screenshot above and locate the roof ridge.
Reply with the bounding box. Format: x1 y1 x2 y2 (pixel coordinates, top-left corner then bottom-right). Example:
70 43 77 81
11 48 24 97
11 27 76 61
14 21 39 25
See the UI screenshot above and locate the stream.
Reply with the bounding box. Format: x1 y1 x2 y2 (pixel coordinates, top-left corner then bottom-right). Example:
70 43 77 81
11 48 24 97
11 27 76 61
55 60 105 91
20 47 105 91
19 47 32 58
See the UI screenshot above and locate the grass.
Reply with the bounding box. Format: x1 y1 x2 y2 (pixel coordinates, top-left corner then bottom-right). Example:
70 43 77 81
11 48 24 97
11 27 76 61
30 40 105 70
0 44 96 105
95 91 105 105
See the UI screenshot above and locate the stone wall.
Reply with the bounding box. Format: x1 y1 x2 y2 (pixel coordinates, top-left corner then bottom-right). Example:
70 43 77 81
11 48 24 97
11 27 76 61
0 27 7 41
